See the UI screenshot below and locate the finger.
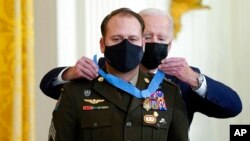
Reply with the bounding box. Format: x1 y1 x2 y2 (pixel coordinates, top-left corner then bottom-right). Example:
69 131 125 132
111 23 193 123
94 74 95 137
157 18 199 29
159 62 182 70
79 72 94 80
159 66 182 73
85 58 99 72
158 68 177 77
79 57 99 73
77 58 98 76
79 64 97 79
162 57 185 64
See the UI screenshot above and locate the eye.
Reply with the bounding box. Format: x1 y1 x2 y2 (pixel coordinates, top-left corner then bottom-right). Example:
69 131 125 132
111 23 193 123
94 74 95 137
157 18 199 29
144 35 152 41
112 37 122 42
159 38 166 41
129 37 138 42
158 36 168 42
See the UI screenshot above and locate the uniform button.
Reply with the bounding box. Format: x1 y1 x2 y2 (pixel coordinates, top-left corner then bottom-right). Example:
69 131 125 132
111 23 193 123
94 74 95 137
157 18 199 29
93 123 98 127
144 78 150 83
126 122 132 127
156 123 160 127
98 77 104 82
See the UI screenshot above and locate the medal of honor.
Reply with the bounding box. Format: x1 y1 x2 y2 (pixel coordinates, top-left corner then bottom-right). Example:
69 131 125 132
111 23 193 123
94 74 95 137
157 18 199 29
143 98 151 111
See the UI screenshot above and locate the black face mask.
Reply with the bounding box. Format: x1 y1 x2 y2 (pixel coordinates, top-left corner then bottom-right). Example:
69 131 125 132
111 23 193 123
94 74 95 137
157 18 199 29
104 39 143 72
141 42 169 70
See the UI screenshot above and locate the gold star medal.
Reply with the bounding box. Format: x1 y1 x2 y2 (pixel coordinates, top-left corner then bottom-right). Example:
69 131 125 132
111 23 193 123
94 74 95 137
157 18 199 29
143 98 151 111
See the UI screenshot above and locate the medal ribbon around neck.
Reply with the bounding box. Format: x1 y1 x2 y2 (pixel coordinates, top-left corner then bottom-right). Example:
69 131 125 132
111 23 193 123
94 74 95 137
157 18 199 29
93 55 165 99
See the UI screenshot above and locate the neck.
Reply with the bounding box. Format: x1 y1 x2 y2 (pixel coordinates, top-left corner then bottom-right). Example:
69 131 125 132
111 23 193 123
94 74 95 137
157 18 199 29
106 63 139 82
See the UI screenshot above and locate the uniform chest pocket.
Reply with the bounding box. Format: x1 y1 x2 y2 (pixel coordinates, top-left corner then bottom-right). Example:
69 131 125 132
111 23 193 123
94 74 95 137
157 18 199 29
142 111 170 141
80 104 114 141
81 105 112 128
142 110 169 129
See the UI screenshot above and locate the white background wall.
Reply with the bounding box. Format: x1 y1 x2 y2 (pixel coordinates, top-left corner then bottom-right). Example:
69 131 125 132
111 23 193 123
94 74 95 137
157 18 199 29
34 0 250 141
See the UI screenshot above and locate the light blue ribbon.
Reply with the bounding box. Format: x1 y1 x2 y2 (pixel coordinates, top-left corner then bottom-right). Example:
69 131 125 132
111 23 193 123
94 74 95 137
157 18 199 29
94 55 165 98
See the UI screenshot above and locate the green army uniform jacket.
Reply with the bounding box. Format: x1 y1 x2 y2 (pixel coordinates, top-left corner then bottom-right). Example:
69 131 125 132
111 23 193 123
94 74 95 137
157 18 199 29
49 70 189 141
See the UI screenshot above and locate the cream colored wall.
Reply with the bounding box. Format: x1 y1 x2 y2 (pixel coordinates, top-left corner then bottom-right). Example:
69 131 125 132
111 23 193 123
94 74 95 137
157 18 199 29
34 0 57 141
34 0 250 141
171 0 250 140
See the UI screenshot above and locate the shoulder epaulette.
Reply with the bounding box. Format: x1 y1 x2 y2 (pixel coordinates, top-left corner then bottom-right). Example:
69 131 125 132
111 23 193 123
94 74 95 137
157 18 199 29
162 77 178 87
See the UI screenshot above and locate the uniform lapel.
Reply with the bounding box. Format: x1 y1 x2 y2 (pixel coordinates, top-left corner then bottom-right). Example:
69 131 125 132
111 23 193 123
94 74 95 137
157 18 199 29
128 70 149 113
92 79 127 112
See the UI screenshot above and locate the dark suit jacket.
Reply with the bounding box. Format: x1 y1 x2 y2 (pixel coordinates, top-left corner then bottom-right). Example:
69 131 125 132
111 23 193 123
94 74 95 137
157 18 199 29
40 66 242 124
49 71 189 141
164 67 242 123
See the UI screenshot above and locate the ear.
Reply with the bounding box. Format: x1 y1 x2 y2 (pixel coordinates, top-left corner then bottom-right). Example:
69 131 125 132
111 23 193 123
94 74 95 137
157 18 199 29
100 38 105 53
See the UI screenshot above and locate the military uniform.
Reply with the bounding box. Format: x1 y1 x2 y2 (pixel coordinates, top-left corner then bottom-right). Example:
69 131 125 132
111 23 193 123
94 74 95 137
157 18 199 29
49 70 189 141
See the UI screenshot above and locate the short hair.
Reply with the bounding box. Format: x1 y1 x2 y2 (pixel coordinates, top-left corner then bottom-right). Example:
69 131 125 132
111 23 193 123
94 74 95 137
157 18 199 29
101 8 145 37
139 8 173 37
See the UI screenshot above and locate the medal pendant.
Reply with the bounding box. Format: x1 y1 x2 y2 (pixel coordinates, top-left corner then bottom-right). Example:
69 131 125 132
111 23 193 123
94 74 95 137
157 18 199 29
143 98 151 111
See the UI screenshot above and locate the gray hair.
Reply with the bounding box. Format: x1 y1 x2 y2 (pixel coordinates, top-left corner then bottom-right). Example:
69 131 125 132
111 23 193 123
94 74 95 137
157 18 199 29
139 8 173 38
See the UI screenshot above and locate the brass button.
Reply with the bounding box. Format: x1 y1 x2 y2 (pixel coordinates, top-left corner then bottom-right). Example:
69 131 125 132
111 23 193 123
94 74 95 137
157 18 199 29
144 78 150 83
98 77 104 82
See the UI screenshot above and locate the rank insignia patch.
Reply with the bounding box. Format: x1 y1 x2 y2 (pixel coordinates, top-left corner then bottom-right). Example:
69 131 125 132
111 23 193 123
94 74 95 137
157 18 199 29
83 90 91 97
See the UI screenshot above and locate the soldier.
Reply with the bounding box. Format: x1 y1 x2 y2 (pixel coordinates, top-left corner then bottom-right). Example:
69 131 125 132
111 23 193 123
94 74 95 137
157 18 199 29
48 8 189 141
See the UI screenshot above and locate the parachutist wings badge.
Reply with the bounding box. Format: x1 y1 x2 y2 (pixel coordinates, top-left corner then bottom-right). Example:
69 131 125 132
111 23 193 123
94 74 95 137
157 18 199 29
84 99 105 104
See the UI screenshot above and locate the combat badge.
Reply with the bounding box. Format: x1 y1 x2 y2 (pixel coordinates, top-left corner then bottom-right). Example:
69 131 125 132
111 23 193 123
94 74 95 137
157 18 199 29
144 115 156 124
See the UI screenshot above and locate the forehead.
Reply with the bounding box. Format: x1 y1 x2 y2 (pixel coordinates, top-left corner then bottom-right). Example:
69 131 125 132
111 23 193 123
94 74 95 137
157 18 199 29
105 14 142 36
142 15 170 35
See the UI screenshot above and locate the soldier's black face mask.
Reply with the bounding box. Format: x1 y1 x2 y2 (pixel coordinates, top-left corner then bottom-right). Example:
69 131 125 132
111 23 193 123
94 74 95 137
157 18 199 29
141 42 169 70
104 39 143 72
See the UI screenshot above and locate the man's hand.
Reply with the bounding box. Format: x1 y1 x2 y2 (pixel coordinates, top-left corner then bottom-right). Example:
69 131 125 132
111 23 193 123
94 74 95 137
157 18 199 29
158 57 199 87
62 56 99 81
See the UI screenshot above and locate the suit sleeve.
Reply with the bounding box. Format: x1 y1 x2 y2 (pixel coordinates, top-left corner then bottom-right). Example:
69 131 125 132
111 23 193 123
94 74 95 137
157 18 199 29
168 88 189 141
40 67 67 100
49 85 77 141
188 67 242 118
201 75 242 117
